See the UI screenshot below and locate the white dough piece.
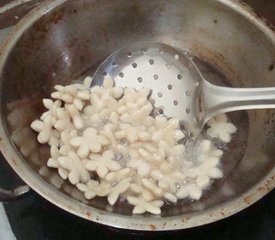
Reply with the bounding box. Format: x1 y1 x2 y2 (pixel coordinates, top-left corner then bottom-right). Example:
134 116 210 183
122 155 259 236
57 151 90 185
127 196 164 215
85 149 121 178
77 180 111 199
108 178 131 205
207 114 237 142
70 127 110 158
83 76 93 88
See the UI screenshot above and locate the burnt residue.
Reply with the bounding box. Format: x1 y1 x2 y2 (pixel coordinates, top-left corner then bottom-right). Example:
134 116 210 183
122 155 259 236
213 19 218 24
189 44 238 87
269 63 274 72
149 224 156 231
51 11 63 24
86 210 92 219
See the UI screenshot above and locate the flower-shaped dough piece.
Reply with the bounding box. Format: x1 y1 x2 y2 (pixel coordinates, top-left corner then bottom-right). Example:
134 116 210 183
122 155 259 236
151 118 185 145
90 88 118 114
47 145 72 182
123 87 150 103
104 168 133 183
196 139 223 166
85 149 121 178
83 76 93 88
70 127 110 158
150 168 186 193
196 175 211 189
167 144 185 164
186 155 223 191
103 75 114 89
47 145 60 168
207 114 237 142
198 163 223 179
60 129 77 146
77 180 111 199
31 115 55 144
186 139 223 189
141 178 163 197
54 108 73 132
57 151 90 185
51 84 89 111
40 99 62 121
108 177 131 205
127 158 151 177
176 184 202 200
187 184 203 200
127 196 164 215
112 87 124 99
164 192 177 203
58 129 77 156
65 104 84 129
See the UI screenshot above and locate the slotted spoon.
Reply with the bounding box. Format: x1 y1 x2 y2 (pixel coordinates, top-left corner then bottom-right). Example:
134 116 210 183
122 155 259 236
92 42 275 139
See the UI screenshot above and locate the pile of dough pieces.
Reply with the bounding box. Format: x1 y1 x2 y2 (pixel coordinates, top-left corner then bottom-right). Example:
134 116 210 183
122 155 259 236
31 76 237 215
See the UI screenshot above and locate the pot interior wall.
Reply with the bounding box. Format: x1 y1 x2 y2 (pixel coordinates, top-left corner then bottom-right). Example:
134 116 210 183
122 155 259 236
0 0 274 217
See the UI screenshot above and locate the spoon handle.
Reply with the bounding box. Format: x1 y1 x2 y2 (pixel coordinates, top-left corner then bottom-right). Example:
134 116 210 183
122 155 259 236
201 80 275 124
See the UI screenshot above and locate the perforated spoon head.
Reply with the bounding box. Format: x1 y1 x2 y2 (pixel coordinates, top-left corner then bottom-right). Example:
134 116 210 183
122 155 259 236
92 42 204 138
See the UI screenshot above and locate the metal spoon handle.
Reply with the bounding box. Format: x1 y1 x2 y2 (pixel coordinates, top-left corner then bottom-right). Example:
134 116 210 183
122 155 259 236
202 80 275 125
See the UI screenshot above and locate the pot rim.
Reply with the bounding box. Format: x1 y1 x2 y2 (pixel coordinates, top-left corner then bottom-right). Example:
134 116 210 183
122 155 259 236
0 0 274 231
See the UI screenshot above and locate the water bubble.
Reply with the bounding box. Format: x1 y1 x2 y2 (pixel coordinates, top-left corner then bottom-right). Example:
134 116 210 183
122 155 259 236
111 181 117 187
114 153 124 161
120 138 129 146
175 182 181 189
165 63 171 69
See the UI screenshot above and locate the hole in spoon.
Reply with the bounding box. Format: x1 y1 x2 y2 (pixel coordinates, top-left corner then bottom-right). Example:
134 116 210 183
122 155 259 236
149 59 154 65
119 72 124 78
159 108 164 114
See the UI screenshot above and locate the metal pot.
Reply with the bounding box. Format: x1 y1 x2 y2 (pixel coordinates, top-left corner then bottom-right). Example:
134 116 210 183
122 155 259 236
0 0 274 231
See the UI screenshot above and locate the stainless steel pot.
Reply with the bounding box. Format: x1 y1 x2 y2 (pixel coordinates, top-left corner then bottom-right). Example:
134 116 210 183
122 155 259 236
0 0 274 231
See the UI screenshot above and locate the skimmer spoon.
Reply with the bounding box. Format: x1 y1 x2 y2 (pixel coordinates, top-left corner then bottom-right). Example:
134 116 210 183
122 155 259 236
91 42 275 140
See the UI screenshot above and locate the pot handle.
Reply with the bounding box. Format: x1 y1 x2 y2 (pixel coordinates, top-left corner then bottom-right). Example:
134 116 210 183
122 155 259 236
0 185 30 202
0 153 30 202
